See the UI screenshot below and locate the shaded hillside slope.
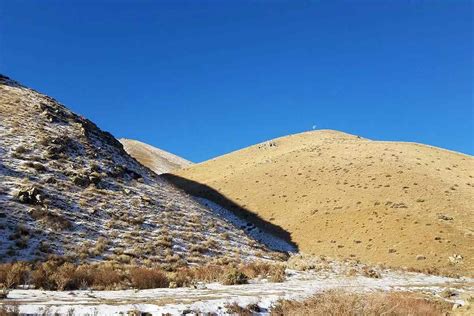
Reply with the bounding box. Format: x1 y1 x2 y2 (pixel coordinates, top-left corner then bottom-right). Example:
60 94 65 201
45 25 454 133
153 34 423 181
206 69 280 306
0 75 278 266
167 130 474 276
120 138 192 175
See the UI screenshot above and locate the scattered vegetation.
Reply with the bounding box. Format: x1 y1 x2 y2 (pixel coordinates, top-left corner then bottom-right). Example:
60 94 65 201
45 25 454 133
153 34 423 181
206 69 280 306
0 260 286 291
1 79 279 270
270 290 453 316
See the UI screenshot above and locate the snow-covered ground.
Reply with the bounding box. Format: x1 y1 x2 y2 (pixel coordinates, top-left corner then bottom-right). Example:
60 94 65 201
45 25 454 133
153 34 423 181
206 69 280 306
196 198 296 253
2 269 473 315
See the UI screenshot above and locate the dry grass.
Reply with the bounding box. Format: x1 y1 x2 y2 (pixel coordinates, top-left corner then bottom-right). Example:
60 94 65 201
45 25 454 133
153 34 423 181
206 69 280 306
270 290 453 316
221 268 248 285
120 138 192 175
171 129 474 276
225 302 261 315
129 267 169 289
0 78 280 268
0 260 286 290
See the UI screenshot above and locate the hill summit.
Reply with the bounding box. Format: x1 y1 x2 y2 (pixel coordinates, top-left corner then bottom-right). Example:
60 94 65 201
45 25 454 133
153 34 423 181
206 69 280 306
120 138 192 175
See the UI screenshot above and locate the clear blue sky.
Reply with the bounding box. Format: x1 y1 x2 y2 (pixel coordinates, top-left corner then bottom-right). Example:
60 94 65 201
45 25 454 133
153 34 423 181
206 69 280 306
1 1 472 161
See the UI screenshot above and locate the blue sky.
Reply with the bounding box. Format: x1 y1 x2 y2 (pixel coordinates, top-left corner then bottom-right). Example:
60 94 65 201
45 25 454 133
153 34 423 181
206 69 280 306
1 1 472 161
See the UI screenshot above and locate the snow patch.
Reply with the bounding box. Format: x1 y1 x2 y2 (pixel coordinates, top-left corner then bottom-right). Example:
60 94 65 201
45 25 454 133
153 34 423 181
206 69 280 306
3 270 473 315
195 197 296 253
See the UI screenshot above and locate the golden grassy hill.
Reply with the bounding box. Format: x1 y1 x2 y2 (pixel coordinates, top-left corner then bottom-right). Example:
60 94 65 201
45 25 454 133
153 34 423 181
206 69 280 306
120 138 192 175
166 130 474 276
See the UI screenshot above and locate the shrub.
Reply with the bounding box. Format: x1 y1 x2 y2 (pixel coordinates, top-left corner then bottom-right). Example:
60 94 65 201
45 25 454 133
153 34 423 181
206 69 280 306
0 264 12 286
5 262 31 289
268 265 286 283
89 265 123 289
14 145 27 154
221 268 248 285
29 208 71 230
270 291 452 316
129 267 169 289
23 161 47 172
186 265 225 283
225 302 256 316
190 244 207 254
240 262 272 279
52 262 76 290
31 260 60 290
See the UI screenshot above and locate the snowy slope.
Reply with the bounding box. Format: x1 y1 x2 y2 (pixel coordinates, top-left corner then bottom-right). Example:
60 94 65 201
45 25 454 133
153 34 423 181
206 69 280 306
0 74 279 265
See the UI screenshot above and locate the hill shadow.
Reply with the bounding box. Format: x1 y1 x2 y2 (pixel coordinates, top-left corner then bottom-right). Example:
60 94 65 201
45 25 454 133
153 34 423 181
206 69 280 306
161 173 299 253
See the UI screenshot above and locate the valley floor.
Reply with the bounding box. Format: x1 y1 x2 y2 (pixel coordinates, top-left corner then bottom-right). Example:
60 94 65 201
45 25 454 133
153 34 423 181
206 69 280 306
2 268 473 315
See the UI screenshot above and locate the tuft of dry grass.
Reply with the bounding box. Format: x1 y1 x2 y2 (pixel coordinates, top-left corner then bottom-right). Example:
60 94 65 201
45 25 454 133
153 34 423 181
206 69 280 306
129 267 169 289
224 302 260 316
270 290 453 316
221 268 248 285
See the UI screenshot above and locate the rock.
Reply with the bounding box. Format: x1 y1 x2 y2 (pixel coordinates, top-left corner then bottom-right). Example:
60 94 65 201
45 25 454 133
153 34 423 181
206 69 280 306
45 177 57 184
388 248 397 253
391 202 408 209
17 186 44 205
440 289 458 298
366 268 381 278
0 288 9 299
88 172 101 185
72 174 90 187
110 165 125 178
140 195 153 204
448 254 463 265
416 255 426 260
438 214 454 221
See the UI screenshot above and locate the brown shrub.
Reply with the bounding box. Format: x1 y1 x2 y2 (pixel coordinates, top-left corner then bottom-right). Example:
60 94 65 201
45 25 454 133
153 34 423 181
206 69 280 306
5 262 31 289
185 265 226 283
225 302 256 316
29 208 71 230
268 265 286 283
14 145 28 154
52 262 76 290
270 291 452 316
189 244 207 254
0 264 13 286
31 261 122 290
31 260 60 290
221 268 248 285
129 267 169 289
23 161 47 172
89 265 123 289
0 260 284 291
240 262 272 279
